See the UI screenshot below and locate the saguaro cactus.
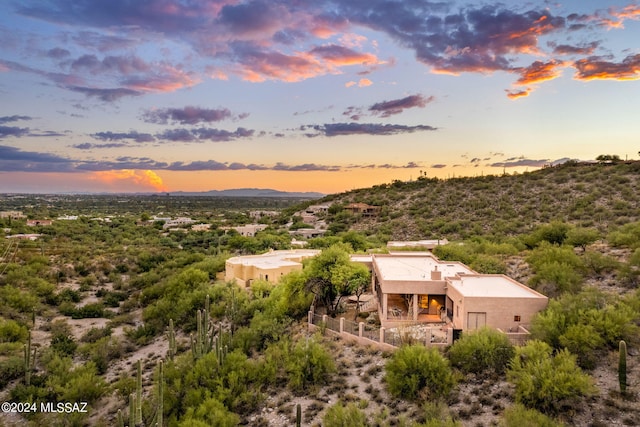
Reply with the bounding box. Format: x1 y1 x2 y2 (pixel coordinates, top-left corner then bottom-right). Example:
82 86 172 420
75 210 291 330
619 340 627 394
117 409 124 427
135 360 143 426
167 319 176 361
24 330 36 386
157 360 164 427
191 295 215 359
296 403 301 427
129 392 135 427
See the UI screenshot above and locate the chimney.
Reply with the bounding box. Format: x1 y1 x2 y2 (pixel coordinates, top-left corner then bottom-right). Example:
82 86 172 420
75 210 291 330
431 265 442 280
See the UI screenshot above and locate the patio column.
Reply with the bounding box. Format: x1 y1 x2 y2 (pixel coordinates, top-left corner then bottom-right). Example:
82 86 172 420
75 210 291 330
339 317 345 333
412 294 418 321
380 326 386 344
382 294 388 319
359 322 364 338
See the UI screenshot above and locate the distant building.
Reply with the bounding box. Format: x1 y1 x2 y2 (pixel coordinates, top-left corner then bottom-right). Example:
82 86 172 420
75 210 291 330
225 249 321 287
221 224 268 237
345 203 379 217
289 228 327 239
249 210 279 220
162 217 195 229
300 213 318 224
0 211 25 219
305 204 331 214
57 215 78 220
191 223 211 231
26 219 53 226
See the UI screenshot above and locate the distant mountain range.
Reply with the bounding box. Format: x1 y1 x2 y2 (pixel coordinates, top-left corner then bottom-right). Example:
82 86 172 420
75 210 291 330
169 188 325 198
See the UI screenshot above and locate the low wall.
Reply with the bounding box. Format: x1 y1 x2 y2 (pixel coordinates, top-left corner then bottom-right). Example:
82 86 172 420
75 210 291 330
308 311 452 351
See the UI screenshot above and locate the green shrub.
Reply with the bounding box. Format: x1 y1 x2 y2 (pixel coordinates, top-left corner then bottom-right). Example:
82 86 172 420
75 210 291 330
323 402 368 427
500 404 565 426
0 356 24 389
178 397 240 427
448 327 514 376
0 319 29 343
418 401 461 427
507 340 595 414
557 324 604 370
385 345 456 400
286 336 335 392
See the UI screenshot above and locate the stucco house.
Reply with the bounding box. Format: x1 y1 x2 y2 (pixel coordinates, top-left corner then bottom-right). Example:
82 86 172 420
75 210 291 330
370 252 548 332
345 203 379 217
221 224 268 237
225 249 320 287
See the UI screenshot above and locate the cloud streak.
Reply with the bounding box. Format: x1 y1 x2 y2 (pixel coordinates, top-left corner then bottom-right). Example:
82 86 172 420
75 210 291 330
142 106 248 125
303 122 437 137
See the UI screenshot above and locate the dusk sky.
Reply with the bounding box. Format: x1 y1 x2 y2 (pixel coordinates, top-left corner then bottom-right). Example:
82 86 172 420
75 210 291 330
1 0 639 194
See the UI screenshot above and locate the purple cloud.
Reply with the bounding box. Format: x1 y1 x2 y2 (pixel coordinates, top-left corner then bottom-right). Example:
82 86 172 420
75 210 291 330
73 142 129 149
91 131 155 143
0 126 30 138
306 122 437 137
66 86 142 102
156 127 254 142
142 106 242 125
369 95 434 118
0 115 33 124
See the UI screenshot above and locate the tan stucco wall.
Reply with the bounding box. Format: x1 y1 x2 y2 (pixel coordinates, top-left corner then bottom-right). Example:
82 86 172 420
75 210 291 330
225 261 303 287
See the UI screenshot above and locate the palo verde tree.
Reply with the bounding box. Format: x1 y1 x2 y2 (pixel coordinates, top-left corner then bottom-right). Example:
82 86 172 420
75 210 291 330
304 243 370 317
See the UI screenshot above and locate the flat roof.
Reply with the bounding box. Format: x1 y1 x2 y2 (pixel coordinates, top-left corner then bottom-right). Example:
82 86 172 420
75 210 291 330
373 253 475 282
226 249 320 269
447 275 546 299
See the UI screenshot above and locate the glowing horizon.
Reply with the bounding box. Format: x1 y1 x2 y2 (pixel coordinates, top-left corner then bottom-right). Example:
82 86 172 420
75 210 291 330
1 1 639 194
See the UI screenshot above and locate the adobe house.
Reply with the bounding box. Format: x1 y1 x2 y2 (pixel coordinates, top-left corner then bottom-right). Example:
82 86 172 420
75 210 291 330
225 249 320 287
344 203 379 217
370 252 547 332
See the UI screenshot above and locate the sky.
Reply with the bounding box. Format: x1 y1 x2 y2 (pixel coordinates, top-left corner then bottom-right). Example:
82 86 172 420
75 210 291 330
0 0 639 195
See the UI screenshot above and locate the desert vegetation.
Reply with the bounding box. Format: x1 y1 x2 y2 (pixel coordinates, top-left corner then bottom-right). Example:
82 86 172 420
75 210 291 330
1 160 639 426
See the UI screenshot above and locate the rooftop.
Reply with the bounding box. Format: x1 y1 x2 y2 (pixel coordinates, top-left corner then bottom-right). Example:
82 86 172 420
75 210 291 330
373 253 475 282
226 249 320 269
447 275 547 299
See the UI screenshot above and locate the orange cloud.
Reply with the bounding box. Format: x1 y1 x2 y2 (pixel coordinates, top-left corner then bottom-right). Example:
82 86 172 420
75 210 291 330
604 4 640 28
515 60 564 85
506 88 531 100
346 78 373 88
90 170 168 192
573 54 640 81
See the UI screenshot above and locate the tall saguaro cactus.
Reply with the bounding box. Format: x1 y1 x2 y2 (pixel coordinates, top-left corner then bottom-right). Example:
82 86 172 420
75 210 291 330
157 360 164 427
619 340 627 394
135 360 143 426
191 295 216 360
296 403 302 427
167 319 176 361
24 330 36 386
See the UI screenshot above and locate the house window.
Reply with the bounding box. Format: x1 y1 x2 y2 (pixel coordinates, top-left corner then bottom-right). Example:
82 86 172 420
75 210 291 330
514 315 521 322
